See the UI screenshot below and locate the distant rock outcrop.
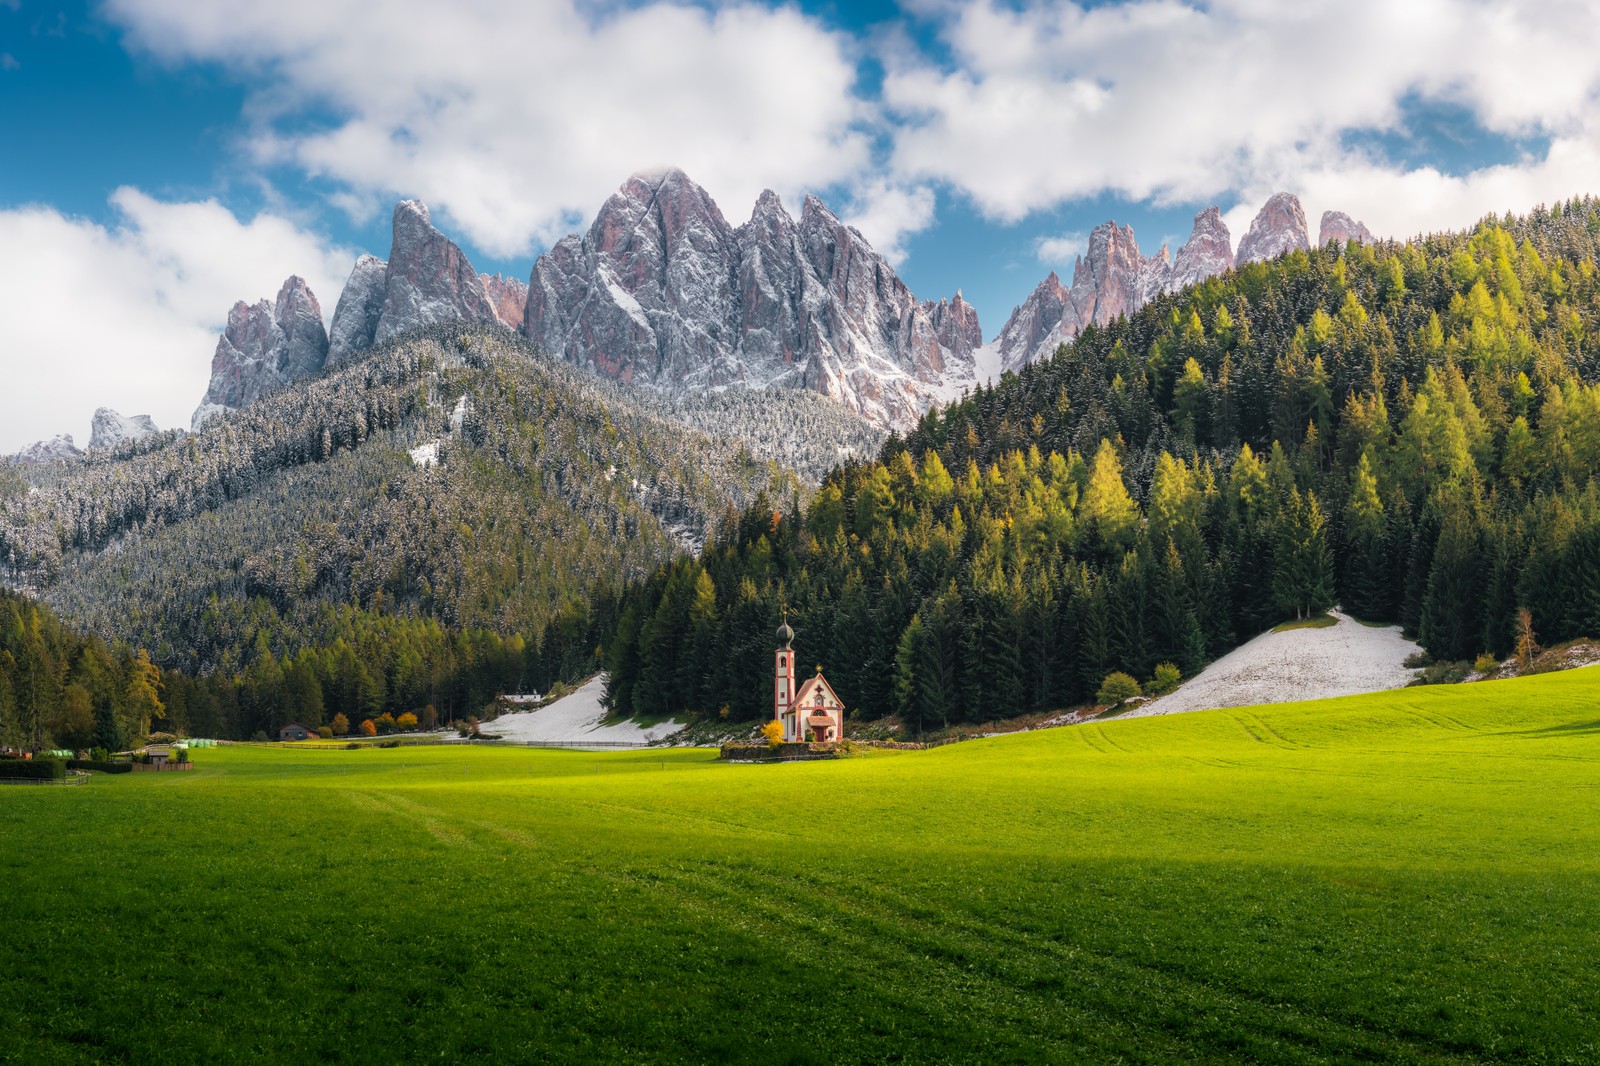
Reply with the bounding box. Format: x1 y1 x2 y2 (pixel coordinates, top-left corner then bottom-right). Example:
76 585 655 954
525 168 983 429
996 219 1179 372
993 272 1070 375
375 200 500 346
1236 192 1311 265
193 276 329 429
88 408 159 452
11 434 82 463
327 254 388 366
1167 206 1236 292
1319 210 1375 247
323 201 504 369
995 193 1359 370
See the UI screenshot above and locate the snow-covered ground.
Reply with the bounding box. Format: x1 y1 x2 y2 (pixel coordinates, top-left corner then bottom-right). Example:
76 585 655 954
481 674 685 745
1124 610 1422 719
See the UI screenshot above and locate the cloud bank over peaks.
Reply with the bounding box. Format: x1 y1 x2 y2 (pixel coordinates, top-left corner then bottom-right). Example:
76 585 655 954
882 0 1600 241
107 0 874 260
0 189 350 453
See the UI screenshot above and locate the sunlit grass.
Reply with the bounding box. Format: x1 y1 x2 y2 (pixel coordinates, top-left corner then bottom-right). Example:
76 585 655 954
3 669 1598 1062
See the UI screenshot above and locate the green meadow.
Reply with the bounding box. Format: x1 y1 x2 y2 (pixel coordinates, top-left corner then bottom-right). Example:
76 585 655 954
3 671 1598 1064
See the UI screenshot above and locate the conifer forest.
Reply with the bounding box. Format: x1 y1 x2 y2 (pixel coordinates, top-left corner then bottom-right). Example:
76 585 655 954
604 199 1600 730
8 200 1600 742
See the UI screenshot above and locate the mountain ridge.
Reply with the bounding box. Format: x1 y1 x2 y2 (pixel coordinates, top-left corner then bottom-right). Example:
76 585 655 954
24 175 1369 452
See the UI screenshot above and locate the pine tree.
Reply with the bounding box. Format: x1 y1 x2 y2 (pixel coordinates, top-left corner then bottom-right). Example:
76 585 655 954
1340 454 1389 619
1272 489 1335 620
1420 502 1483 660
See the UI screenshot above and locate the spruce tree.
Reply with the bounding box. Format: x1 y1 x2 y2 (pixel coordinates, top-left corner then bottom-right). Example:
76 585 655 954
1340 454 1389 619
1420 502 1483 660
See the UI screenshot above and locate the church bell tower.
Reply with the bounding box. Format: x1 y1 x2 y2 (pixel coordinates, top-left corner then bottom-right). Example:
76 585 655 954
774 613 796 737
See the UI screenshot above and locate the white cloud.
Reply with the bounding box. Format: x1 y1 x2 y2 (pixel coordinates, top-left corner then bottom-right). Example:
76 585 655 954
106 0 872 259
0 190 352 453
883 0 1600 238
0 53 18 72
839 179 936 264
1034 231 1087 267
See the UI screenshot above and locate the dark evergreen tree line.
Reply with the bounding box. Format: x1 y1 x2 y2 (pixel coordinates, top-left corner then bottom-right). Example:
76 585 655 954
606 200 1600 726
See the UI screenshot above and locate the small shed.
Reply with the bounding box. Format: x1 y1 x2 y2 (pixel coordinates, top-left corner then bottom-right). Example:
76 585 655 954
147 746 171 767
278 724 312 742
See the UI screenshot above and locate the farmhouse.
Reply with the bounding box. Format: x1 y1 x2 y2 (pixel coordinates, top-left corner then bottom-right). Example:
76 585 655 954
773 619 845 742
279 723 312 742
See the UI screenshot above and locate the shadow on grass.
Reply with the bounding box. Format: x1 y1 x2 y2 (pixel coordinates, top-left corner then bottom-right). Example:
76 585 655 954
1497 719 1600 738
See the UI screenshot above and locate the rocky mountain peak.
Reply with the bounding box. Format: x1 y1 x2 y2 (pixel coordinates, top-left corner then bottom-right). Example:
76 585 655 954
1319 210 1375 247
533 168 740 387
752 188 786 218
1236 192 1310 265
193 275 330 429
374 199 498 346
89 408 159 452
11 434 82 463
327 254 388 365
274 276 328 381
1168 206 1235 292
995 272 1071 374
1070 221 1167 326
526 170 981 428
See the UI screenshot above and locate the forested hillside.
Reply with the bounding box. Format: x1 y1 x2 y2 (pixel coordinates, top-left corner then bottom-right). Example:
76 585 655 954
0 325 879 741
605 197 1600 730
0 589 168 751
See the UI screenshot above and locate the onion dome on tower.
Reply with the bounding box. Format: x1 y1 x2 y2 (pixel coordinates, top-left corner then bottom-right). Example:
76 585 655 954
776 619 794 648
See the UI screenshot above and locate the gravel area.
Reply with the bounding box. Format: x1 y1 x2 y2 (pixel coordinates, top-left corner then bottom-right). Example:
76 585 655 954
483 675 684 744
1123 610 1422 719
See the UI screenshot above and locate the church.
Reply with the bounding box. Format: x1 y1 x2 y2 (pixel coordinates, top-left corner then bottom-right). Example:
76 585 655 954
773 618 845 743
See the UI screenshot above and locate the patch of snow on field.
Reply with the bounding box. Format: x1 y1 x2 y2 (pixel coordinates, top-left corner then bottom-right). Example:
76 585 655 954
483 674 684 745
1125 609 1422 719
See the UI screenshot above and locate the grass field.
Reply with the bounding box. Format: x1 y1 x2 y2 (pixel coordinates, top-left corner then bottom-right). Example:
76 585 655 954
3 670 1598 1063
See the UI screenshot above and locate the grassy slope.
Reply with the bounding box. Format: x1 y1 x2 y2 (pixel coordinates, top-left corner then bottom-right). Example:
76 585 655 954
3 671 1598 1064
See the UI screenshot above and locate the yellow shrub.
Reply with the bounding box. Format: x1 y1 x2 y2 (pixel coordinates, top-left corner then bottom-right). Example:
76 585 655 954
760 720 784 747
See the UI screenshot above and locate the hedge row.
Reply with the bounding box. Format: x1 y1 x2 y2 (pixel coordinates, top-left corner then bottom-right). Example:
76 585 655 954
0 759 66 780
67 759 133 774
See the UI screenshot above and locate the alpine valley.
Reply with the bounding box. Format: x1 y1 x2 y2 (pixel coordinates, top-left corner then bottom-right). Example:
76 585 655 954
8 174 1600 1066
7 171 1600 748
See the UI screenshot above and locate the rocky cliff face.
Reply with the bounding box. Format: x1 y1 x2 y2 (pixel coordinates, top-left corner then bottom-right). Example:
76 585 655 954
327 254 388 366
11 434 82 463
1319 210 1374 247
88 409 159 452
994 272 1069 374
193 276 329 429
997 215 1204 372
481 274 529 331
1236 192 1310 265
375 200 499 346
326 204 508 366
995 194 1359 371
1167 206 1236 292
526 169 982 429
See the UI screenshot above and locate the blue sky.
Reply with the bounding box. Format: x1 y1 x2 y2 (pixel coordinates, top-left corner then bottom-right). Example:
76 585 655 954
4 0 1598 452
